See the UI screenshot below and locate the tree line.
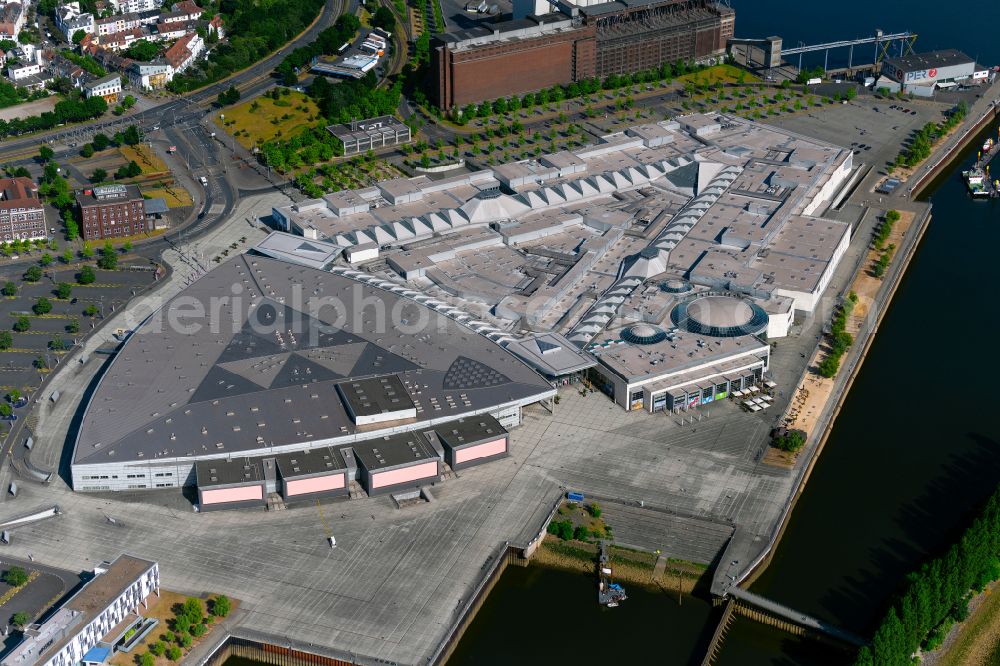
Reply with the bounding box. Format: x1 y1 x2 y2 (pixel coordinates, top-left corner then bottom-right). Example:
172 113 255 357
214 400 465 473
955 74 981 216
855 483 1000 665
168 0 326 92
0 96 107 139
818 291 857 378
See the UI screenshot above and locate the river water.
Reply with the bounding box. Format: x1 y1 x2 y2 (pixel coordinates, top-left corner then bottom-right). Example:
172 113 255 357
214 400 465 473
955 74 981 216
452 4 1000 665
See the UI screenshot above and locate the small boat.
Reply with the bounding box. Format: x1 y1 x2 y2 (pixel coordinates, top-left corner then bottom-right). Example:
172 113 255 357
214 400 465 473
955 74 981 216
984 138 994 153
963 167 990 197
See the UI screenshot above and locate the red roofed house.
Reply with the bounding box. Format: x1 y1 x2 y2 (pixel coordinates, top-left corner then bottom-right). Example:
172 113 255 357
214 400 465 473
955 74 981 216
0 177 46 242
163 32 203 74
0 3 25 40
208 14 223 39
169 0 202 21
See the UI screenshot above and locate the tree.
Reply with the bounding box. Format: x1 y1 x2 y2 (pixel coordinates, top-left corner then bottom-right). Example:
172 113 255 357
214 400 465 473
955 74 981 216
168 646 183 661
7 389 19 403
573 525 590 541
80 144 94 158
24 265 41 282
0 331 10 349
174 614 191 634
217 85 240 106
150 641 166 657
92 133 110 150
125 39 159 62
179 632 192 648
33 355 46 370
773 429 806 453
13 316 30 332
62 249 73 264
10 611 29 628
90 168 108 183
123 240 132 252
56 283 72 299
97 243 118 270
3 566 28 587
72 29 86 44
0 403 11 418
371 5 395 31
33 298 52 315
39 253 52 267
588 502 601 518
139 652 155 666
38 145 54 162
2 282 15 296
212 595 231 618
77 265 96 285
183 597 203 624
84 304 98 317
66 320 79 334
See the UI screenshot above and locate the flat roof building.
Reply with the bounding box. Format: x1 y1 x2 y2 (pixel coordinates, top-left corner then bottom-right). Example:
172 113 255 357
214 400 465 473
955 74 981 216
1 555 159 666
328 116 412 156
72 254 555 494
76 184 149 241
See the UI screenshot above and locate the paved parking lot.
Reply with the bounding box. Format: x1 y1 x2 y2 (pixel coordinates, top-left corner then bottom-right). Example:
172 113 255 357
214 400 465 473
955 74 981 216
0 555 80 650
0 265 157 394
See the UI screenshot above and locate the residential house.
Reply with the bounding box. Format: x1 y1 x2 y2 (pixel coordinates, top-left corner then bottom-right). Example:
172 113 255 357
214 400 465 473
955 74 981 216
0 3 25 41
95 12 141 36
109 0 162 13
82 73 122 103
169 0 202 20
7 61 41 81
99 26 147 50
48 52 92 88
163 32 202 74
208 14 223 39
136 8 161 25
56 3 96 40
154 20 189 41
126 59 171 89
0 177 46 242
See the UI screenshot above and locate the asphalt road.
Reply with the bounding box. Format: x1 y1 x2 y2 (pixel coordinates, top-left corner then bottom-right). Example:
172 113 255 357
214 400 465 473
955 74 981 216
0 0 351 158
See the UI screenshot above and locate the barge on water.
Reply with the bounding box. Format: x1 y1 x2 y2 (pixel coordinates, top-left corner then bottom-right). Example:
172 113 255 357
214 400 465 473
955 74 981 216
962 131 1000 198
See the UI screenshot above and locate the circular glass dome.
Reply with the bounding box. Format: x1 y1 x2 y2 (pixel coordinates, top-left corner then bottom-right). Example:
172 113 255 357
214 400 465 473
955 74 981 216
621 323 668 345
660 279 692 294
671 295 768 337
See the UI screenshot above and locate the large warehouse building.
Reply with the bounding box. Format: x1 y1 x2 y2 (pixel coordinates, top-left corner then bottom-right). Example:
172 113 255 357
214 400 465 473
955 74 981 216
272 113 854 416
71 255 555 505
877 49 990 96
432 0 734 108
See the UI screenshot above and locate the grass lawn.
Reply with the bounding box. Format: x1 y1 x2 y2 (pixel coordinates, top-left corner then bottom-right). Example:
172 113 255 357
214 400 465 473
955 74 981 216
675 63 760 85
120 145 169 175
936 584 1000 666
143 184 193 208
223 91 322 149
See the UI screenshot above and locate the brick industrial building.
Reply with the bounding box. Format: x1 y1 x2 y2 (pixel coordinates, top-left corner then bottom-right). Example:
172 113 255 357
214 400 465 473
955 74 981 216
76 184 149 240
0 177 46 242
432 0 734 108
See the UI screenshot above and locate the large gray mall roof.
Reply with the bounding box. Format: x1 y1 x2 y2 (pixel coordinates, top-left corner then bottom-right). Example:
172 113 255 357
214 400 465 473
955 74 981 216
73 255 553 466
